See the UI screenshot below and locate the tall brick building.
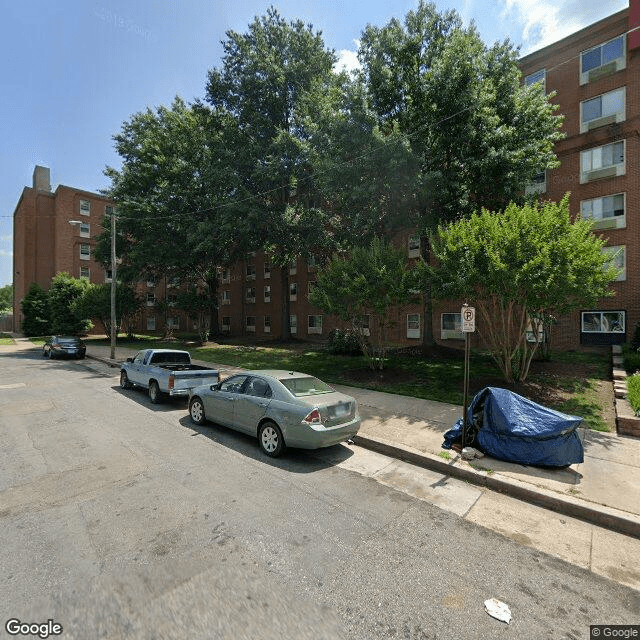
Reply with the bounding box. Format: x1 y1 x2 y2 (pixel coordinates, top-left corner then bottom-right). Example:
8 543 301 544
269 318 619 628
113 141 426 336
519 4 640 348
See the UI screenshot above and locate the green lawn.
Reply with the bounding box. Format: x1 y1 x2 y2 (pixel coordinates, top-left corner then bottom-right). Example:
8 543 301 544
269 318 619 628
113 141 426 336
0 333 14 346
84 334 613 430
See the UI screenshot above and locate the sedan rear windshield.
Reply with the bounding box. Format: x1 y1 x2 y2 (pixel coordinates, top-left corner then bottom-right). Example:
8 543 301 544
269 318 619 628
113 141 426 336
280 376 333 397
59 338 81 344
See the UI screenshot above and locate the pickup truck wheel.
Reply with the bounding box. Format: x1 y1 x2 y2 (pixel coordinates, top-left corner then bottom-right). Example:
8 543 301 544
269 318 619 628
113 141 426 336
258 421 285 458
189 397 206 425
120 371 132 389
149 380 163 404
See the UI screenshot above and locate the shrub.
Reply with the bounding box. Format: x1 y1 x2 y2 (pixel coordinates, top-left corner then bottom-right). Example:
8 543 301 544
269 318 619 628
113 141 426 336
622 343 640 375
326 329 364 356
631 321 640 350
21 283 51 336
627 373 640 414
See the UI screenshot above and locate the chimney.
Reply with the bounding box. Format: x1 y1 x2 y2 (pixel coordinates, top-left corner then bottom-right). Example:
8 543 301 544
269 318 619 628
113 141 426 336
33 165 51 192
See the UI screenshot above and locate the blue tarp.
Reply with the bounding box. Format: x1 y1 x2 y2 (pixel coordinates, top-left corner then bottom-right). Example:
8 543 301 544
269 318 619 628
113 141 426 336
443 387 584 467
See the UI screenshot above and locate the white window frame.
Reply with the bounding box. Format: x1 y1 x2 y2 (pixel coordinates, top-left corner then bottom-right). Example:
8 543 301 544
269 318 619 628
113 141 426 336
525 170 546 196
441 313 463 340
356 314 370 337
147 276 156 288
290 314 298 334
221 316 231 332
264 285 271 302
79 222 90 237
147 316 156 331
79 266 90 280
407 314 421 339
408 234 420 259
146 293 156 307
105 269 113 283
308 315 323 335
264 315 271 333
246 263 256 280
79 199 91 216
221 268 230 284
289 282 297 302
245 316 256 333
602 245 626 281
581 310 625 334
167 316 180 329
524 68 546 91
264 263 271 279
222 290 231 305
580 193 625 230
580 140 625 184
580 87 625 133
246 287 256 303
80 243 90 260
167 294 178 307
580 34 626 85
289 260 297 275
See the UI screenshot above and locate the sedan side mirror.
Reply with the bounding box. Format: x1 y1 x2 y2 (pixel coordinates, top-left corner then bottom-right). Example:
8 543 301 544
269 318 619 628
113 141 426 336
210 382 221 391
126 357 133 363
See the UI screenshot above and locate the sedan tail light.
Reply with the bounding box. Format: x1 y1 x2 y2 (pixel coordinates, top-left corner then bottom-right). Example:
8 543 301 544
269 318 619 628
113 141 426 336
168 375 175 390
303 409 322 424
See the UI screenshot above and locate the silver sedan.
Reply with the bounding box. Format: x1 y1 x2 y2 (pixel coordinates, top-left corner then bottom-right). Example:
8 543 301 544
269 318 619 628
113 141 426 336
188 370 361 457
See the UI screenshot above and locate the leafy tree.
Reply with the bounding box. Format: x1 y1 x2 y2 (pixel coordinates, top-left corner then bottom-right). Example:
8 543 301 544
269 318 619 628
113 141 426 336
205 7 338 338
176 287 213 344
309 238 419 370
358 1 564 346
101 98 253 336
428 196 620 383
20 283 51 336
71 283 142 338
48 273 93 335
0 284 12 315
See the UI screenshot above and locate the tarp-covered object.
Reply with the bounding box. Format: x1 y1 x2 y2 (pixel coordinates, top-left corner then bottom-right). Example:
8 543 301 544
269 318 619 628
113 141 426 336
443 387 584 467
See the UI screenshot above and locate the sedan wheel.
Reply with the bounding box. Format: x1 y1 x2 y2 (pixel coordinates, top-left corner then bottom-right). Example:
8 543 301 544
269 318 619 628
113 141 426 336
258 421 285 458
189 397 206 425
120 371 131 389
149 381 163 404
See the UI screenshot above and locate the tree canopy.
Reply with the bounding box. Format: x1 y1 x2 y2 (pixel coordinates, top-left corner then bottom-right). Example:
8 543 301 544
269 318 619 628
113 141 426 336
429 196 619 382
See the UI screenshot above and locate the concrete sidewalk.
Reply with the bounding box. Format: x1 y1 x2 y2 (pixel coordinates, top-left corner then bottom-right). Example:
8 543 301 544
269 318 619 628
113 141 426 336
21 338 640 539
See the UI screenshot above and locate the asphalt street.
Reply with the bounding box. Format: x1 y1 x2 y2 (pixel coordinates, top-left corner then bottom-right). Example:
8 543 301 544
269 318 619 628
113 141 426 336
0 346 638 639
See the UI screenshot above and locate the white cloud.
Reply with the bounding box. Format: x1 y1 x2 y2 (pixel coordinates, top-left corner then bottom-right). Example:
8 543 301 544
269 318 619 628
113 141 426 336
502 0 627 54
0 235 12 242
0 250 12 257
334 41 361 75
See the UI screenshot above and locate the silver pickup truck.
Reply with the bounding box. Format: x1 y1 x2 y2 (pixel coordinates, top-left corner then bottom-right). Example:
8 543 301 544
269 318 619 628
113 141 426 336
119 349 219 404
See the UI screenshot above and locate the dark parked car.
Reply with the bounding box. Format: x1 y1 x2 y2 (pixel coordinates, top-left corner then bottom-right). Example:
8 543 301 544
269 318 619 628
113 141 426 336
42 336 86 359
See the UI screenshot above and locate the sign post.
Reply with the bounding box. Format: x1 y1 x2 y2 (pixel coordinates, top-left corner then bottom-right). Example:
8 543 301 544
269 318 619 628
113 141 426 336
461 304 475 449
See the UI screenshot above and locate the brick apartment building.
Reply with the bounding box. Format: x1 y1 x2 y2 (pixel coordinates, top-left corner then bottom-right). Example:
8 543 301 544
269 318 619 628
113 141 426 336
11 3 640 348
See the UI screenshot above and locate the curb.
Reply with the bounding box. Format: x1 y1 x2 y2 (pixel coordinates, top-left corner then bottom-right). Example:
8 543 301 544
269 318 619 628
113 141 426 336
353 433 640 540
86 353 121 368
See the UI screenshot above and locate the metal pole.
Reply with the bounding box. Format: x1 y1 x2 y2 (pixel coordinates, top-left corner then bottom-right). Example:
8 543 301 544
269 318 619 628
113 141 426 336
110 209 116 360
462 331 470 449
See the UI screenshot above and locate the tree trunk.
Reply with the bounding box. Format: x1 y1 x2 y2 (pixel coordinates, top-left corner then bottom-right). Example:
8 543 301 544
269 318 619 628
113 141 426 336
205 276 219 337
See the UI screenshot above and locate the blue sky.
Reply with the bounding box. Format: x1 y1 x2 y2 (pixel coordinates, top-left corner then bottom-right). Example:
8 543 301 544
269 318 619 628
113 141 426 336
0 0 628 287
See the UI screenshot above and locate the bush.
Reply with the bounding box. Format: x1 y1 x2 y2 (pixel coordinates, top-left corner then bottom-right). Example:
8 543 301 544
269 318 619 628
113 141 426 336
631 321 640 350
21 283 51 336
622 343 640 375
326 329 364 356
627 373 640 414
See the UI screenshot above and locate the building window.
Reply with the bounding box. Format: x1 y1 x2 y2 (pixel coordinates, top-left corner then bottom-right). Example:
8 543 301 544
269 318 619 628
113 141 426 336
308 280 316 295
581 193 625 230
602 245 626 281
222 316 231 332
580 87 625 132
407 314 421 339
264 285 271 302
264 262 272 279
245 316 256 332
307 256 318 270
246 287 256 303
408 235 420 258
79 222 90 237
524 68 546 91
580 34 625 84
289 259 297 275
147 316 156 331
147 276 156 287
221 268 230 284
441 313 463 340
222 290 231 305
264 315 271 333
167 316 180 329
581 311 625 333
356 315 370 337
105 269 113 283
580 140 624 184
308 315 323 334
167 276 180 288
289 282 297 301
80 244 90 260
80 266 90 279
167 294 178 307
147 293 155 307
246 263 256 280
290 314 298 334
80 199 90 216
525 171 546 196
